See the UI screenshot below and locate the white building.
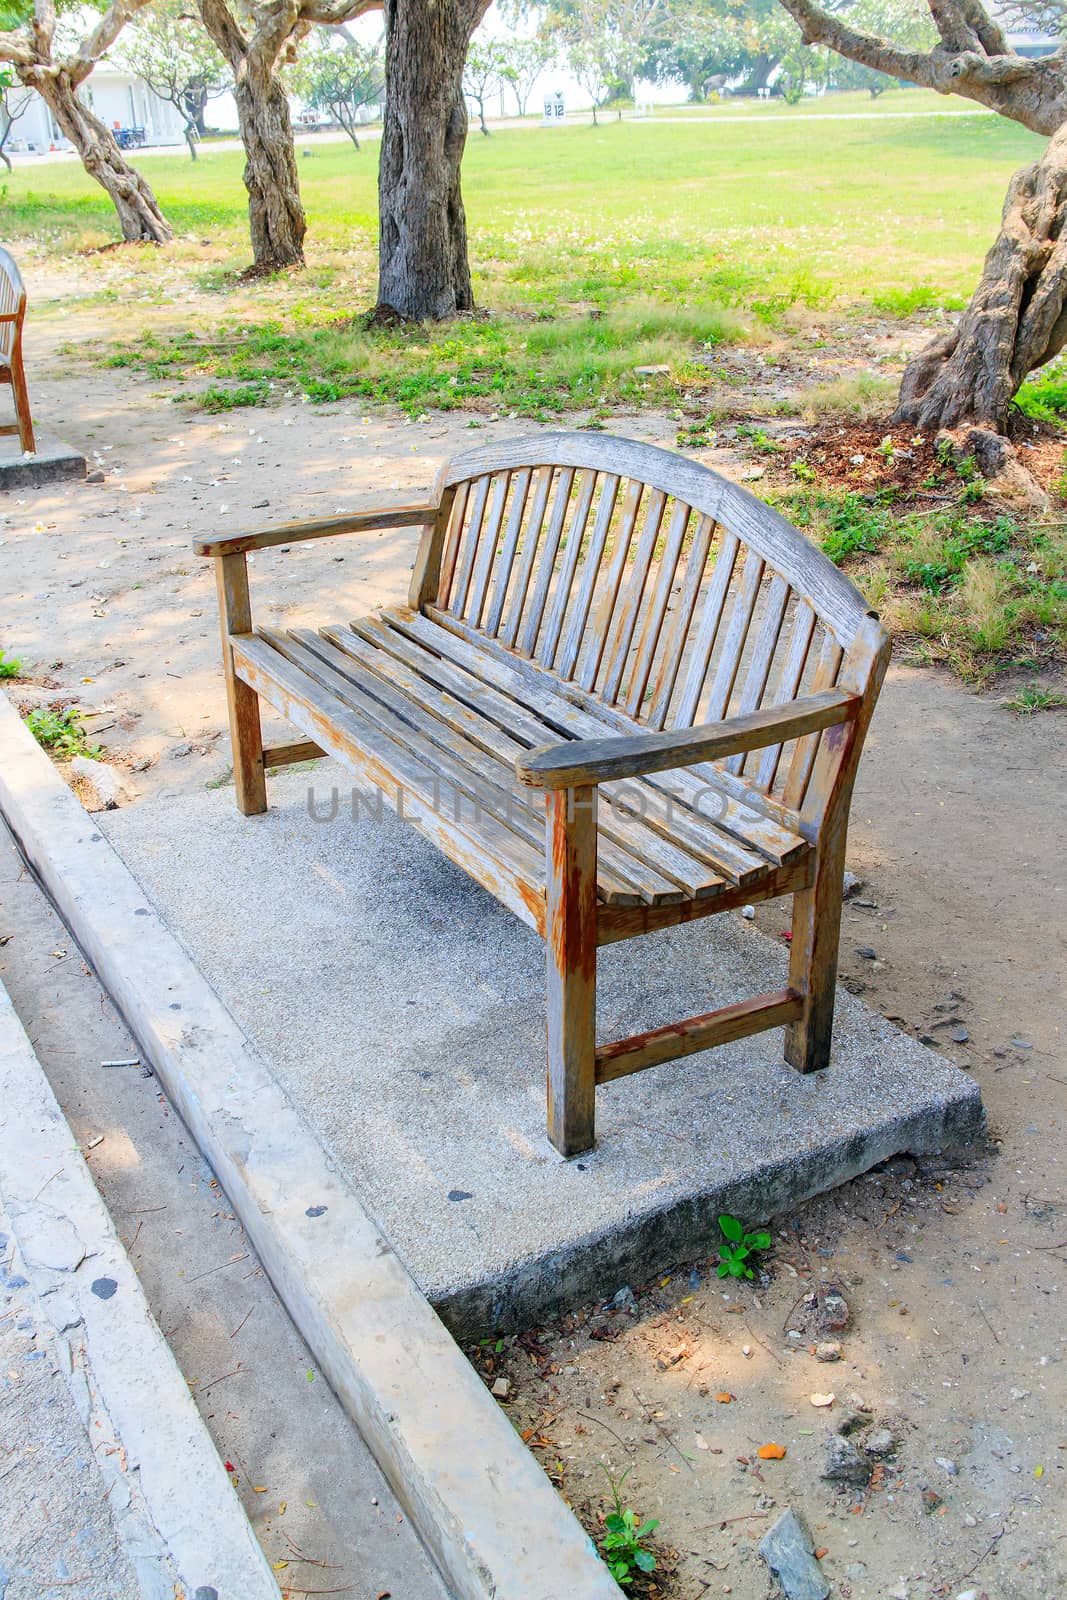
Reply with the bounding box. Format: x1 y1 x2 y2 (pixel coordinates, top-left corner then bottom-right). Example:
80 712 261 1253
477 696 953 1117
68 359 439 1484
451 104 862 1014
6 68 187 155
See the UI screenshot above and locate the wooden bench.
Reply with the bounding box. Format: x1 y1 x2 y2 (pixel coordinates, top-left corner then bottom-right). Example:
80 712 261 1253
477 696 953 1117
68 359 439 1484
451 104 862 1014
0 248 35 456
196 434 889 1156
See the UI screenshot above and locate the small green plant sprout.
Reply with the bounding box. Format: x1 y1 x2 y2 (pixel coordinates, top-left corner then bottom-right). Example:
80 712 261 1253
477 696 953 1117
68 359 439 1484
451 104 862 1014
1002 685 1067 716
878 434 895 461
600 1466 658 1586
717 1214 772 1279
24 706 103 760
0 650 22 679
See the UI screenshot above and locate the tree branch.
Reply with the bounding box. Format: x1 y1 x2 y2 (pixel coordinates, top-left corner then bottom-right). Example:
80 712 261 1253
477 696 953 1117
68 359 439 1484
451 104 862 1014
69 0 156 84
0 29 36 65
197 0 249 73
33 0 56 54
779 0 948 81
958 0 1010 56
301 0 380 23
776 0 1067 134
928 0 980 53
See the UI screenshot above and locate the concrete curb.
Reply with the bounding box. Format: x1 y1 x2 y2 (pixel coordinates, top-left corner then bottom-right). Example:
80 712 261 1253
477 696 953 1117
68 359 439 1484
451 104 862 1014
0 692 621 1600
0 977 279 1600
0 434 87 489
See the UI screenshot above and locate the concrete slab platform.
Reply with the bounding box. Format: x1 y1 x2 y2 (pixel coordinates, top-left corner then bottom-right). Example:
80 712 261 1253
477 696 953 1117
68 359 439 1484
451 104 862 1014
100 762 985 1337
0 432 87 489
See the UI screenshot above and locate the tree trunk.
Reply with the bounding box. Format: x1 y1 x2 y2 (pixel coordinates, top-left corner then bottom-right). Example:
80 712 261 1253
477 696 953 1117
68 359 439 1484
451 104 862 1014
895 125 1067 435
184 85 209 138
233 68 306 271
743 54 777 94
25 69 171 243
184 119 199 160
376 0 484 319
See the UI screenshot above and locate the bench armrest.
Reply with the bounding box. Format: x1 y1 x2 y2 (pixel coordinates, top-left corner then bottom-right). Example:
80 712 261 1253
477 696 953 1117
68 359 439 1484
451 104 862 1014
515 689 859 790
193 499 439 559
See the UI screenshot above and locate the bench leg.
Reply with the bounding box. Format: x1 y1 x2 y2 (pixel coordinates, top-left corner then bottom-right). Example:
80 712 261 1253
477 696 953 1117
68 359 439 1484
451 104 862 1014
545 786 598 1156
214 553 267 816
11 352 35 455
784 837 846 1074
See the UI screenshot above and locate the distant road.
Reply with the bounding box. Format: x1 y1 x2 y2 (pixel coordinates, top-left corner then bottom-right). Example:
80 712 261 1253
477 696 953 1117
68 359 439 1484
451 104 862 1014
644 107 988 125
7 103 991 167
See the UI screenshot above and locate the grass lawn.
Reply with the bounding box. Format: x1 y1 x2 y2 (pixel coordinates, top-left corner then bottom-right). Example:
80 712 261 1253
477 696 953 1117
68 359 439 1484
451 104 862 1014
5 93 1043 411
5 90 1065 684
5 90 1044 390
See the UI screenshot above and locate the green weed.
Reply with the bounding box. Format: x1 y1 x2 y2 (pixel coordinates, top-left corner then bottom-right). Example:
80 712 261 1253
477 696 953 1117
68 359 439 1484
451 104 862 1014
1001 685 1067 714
717 1214 772 1280
24 706 103 759
600 1467 659 1586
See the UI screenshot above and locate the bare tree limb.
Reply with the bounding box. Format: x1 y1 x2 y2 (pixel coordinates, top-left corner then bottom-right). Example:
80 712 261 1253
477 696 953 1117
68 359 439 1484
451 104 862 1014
302 0 379 24
777 0 1067 133
928 0 980 54
0 30 36 65
32 0 55 55
959 0 1010 56
197 0 249 72
70 0 157 84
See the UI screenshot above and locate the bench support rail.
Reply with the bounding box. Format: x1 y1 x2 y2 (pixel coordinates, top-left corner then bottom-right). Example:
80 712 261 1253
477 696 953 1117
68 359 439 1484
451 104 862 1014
262 739 325 770
595 989 804 1085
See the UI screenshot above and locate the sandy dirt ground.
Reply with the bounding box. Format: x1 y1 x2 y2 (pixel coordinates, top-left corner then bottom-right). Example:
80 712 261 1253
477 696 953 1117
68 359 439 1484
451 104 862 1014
2 321 1066 1600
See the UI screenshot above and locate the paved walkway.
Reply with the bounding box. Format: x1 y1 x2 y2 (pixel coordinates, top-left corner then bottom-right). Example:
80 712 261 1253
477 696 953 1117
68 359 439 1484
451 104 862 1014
0 818 449 1600
0 1204 141 1600
5 101 989 167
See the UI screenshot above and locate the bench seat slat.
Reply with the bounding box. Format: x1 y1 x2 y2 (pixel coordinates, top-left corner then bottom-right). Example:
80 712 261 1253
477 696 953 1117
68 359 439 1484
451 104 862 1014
395 607 808 883
317 623 727 903
297 629 686 906
409 606 810 864
258 626 704 908
229 633 549 935
262 628 645 906
387 608 772 891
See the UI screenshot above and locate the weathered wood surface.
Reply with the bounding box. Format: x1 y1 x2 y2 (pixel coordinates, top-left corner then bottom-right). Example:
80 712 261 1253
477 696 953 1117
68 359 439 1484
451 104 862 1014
262 739 325 769
195 502 438 558
515 688 858 790
545 787 598 1154
230 632 549 937
199 430 889 1155
0 248 35 454
596 989 804 1082
215 553 266 816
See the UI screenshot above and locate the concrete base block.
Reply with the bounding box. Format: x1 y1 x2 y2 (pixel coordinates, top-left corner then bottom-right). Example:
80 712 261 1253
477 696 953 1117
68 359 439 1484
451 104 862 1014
98 763 986 1338
0 432 87 489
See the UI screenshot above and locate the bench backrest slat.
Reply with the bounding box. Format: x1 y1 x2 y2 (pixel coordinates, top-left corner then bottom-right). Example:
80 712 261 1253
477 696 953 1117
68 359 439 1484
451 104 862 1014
555 472 620 679
485 468 533 636
428 433 882 806
0 248 27 363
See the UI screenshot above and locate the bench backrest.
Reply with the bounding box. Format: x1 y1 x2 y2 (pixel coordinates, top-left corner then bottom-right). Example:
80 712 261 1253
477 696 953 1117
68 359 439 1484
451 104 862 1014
0 248 27 364
413 433 886 813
